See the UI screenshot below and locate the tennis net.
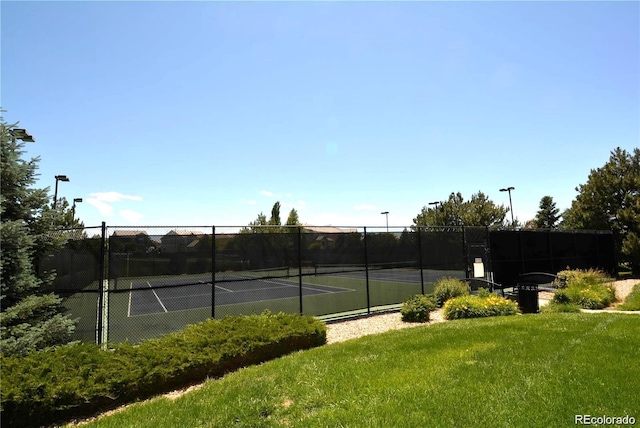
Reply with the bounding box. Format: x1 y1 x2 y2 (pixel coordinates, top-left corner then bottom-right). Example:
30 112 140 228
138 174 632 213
216 266 291 283
314 261 418 276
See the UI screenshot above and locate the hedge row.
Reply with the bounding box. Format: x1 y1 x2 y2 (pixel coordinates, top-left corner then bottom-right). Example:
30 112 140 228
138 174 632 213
0 312 326 428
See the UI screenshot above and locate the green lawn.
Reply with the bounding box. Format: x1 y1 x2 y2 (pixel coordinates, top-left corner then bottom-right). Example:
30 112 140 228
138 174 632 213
74 313 640 427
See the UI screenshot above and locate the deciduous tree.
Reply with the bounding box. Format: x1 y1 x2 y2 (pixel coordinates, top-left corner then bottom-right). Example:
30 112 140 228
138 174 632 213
413 191 508 228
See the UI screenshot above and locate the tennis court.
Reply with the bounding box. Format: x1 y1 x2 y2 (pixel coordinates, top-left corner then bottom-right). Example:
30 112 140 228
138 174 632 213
127 272 353 317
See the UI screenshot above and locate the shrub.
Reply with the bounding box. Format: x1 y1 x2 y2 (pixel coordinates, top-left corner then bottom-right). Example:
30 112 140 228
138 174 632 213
618 284 640 311
555 268 612 289
434 277 469 307
0 312 326 428
401 294 437 323
443 294 518 320
552 269 617 310
552 289 571 305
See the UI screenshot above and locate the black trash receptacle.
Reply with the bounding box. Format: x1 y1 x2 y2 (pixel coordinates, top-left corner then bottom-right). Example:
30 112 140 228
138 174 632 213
517 282 539 314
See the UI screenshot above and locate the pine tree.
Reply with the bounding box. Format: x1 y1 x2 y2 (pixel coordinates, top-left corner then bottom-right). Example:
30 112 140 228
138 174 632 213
562 147 640 273
1 114 76 356
534 196 561 229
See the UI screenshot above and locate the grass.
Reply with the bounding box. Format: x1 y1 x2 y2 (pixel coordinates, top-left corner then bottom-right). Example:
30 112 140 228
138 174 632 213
618 283 640 311
72 313 640 427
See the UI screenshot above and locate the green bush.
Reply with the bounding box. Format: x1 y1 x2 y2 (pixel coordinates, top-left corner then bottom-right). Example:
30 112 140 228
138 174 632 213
0 312 326 428
433 277 469 307
618 283 640 311
552 269 617 309
552 289 572 305
401 294 437 323
443 294 519 320
555 268 612 289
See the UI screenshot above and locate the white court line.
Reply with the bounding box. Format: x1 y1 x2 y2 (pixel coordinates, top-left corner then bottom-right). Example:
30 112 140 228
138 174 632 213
147 281 168 313
127 282 133 317
215 284 234 292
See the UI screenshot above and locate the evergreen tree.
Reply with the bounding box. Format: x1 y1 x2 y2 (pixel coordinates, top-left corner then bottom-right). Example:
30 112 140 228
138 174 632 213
562 147 640 273
534 196 561 229
285 208 300 227
0 114 76 356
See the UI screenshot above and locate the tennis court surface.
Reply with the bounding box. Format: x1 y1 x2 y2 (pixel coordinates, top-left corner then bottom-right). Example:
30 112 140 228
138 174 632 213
128 273 352 316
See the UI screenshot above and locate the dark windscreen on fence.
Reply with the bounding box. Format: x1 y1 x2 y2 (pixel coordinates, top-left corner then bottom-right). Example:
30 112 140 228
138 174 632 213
38 224 616 344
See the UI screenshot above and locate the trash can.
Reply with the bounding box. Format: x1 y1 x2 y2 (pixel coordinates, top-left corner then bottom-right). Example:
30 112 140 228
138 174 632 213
517 282 539 314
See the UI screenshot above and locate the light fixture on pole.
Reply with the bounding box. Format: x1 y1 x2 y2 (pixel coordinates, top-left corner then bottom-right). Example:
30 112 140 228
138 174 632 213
53 175 70 209
72 198 83 222
380 211 389 232
500 187 515 225
429 201 440 210
10 128 35 142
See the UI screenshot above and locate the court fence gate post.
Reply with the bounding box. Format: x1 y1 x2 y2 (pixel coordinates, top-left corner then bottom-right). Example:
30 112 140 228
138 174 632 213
211 226 216 319
417 227 425 295
298 226 303 315
364 227 370 315
97 222 106 345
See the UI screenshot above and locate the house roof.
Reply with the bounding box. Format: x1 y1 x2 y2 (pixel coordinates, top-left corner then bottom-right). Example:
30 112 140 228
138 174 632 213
303 226 358 234
111 230 148 237
165 230 205 236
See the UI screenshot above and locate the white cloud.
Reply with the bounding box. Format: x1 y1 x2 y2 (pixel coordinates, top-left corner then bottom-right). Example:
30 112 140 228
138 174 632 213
120 210 144 223
353 204 379 211
86 199 114 216
88 191 142 203
260 190 273 197
86 191 142 219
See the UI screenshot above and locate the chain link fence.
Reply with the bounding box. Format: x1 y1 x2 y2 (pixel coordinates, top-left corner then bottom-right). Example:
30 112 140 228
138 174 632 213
41 224 615 345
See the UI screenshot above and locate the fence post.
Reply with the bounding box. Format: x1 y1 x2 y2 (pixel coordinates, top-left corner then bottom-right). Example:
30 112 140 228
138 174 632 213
211 226 216 319
417 227 424 295
298 226 303 315
97 222 106 345
364 227 370 315
462 227 468 279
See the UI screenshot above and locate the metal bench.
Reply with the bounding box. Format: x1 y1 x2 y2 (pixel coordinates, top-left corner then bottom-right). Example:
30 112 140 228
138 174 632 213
464 278 510 297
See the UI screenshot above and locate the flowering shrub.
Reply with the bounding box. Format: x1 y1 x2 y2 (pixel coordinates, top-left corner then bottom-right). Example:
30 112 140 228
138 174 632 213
433 277 469 307
554 268 612 289
553 269 616 309
443 294 518 320
401 294 437 323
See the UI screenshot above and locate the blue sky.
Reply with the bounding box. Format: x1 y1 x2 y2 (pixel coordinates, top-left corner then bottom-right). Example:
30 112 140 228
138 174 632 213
2 1 638 229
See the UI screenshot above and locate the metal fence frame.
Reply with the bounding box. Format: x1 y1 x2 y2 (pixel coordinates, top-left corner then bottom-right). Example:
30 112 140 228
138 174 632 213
44 223 615 345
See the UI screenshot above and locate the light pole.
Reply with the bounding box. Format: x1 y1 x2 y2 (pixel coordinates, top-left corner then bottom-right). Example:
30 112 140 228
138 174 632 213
380 211 389 232
53 175 70 209
500 187 515 225
72 198 83 222
429 201 440 210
